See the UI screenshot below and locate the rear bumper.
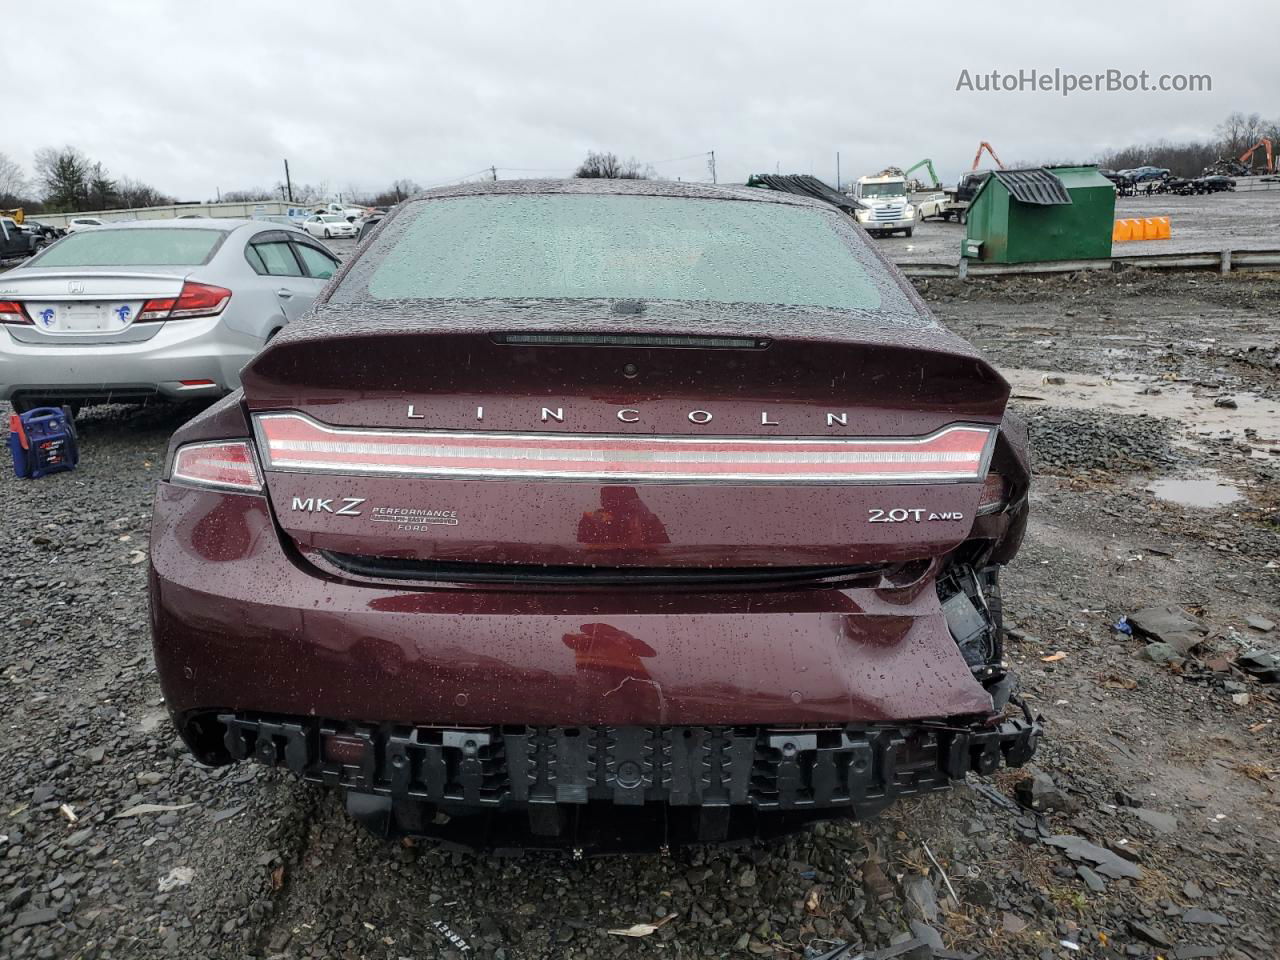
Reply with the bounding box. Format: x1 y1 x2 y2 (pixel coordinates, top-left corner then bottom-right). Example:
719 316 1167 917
0 314 260 402
151 484 1002 733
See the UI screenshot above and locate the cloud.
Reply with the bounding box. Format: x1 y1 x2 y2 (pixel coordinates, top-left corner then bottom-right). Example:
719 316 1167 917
7 0 1274 199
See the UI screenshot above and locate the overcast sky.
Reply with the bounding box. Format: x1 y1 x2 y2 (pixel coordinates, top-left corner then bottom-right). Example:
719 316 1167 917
8 0 1276 201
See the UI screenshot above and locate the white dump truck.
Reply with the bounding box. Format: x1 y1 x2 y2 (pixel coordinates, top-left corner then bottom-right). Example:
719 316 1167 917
849 173 916 237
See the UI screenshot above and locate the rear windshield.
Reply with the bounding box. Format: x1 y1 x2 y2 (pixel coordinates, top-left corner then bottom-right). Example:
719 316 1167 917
31 229 226 267
335 194 885 310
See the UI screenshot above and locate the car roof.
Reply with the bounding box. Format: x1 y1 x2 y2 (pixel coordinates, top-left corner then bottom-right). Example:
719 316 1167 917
64 218 297 233
404 177 831 212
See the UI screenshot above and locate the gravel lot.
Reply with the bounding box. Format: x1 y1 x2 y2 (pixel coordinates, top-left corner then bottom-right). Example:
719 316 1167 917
891 188 1280 264
2 267 1278 960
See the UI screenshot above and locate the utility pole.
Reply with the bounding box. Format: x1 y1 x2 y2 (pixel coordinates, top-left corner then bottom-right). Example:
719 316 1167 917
283 159 294 202
836 152 841 191
491 166 498 181
708 150 717 184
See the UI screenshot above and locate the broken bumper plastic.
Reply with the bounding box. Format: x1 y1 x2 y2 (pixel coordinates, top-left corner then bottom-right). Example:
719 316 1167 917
218 712 1040 821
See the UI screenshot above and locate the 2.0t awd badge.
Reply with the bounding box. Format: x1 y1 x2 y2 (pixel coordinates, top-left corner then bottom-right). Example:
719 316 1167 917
868 508 965 523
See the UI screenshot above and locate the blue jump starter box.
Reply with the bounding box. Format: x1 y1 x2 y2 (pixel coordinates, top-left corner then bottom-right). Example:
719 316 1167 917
8 406 80 479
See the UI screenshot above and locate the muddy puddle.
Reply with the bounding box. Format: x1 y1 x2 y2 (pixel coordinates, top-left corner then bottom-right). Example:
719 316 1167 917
1146 470 1243 508
1002 367 1280 457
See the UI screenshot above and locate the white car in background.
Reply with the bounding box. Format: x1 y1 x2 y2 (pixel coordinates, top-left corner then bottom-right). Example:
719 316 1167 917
916 193 948 222
0 219 341 412
302 214 358 239
65 217 107 232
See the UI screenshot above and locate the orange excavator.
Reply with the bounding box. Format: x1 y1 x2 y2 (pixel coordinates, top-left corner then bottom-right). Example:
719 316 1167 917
1239 137 1275 174
937 143 1007 223
971 141 1005 171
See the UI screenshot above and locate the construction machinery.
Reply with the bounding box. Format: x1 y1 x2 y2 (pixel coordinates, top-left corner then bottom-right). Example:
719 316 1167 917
907 146 1009 225
971 142 1005 171
903 159 942 191
1205 138 1275 176
1 208 24 224
921 143 1006 224
1239 138 1274 174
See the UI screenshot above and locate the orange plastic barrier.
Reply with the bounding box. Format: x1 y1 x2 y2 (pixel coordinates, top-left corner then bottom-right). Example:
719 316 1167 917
1113 217 1170 243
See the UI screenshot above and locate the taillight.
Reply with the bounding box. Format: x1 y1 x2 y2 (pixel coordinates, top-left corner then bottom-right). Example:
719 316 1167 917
136 297 175 321
977 472 1009 515
0 300 32 325
255 413 996 484
138 282 232 322
170 441 262 492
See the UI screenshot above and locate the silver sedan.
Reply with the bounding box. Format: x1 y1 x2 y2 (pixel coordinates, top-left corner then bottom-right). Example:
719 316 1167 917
0 219 341 412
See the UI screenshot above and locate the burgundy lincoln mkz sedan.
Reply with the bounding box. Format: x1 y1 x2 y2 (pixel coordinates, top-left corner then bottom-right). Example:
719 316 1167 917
149 178 1038 852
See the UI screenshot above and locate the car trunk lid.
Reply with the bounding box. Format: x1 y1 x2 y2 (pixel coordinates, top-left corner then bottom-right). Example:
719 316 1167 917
242 324 1008 570
0 270 186 343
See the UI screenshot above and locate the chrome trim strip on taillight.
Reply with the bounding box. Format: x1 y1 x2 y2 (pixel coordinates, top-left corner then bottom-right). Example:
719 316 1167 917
253 412 997 485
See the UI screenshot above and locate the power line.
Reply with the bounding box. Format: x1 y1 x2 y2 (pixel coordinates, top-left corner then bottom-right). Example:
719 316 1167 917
420 167 496 189
640 151 713 167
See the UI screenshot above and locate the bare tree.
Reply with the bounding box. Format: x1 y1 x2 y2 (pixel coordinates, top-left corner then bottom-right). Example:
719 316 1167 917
222 188 277 203
267 181 324 205
1096 138 1222 176
117 177 173 208
1215 112 1265 157
371 179 421 205
0 152 28 206
341 184 373 206
281 181 326 204
573 151 653 179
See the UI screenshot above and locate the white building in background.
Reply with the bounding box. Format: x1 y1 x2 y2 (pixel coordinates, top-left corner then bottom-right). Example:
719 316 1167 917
28 200 319 229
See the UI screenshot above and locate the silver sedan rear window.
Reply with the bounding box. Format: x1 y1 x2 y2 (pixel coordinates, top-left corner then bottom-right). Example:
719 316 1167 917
32 229 227 267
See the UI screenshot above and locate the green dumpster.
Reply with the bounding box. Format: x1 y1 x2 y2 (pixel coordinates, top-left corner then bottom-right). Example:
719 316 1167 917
963 165 1115 263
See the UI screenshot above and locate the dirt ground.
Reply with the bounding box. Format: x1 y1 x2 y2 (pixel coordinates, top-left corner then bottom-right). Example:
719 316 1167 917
1 269 1278 960
891 189 1280 263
